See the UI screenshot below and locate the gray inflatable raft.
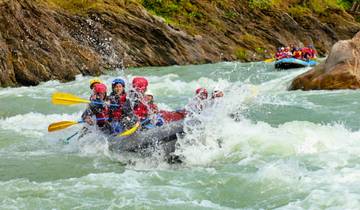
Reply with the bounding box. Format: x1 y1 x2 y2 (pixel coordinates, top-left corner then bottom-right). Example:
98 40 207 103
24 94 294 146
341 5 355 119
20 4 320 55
108 120 184 156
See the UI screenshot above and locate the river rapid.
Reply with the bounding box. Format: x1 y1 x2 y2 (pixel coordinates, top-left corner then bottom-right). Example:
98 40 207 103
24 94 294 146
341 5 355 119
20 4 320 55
1 62 360 209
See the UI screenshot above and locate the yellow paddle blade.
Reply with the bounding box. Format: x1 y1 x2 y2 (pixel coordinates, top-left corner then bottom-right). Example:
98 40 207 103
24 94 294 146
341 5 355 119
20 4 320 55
264 58 275 63
52 92 90 105
117 122 140 137
48 121 79 132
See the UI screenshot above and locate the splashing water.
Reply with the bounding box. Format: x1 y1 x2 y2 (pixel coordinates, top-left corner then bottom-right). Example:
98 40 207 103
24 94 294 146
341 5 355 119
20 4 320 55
1 62 360 209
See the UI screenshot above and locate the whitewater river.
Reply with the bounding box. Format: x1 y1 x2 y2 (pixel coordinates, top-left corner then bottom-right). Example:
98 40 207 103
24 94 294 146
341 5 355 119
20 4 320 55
1 62 360 209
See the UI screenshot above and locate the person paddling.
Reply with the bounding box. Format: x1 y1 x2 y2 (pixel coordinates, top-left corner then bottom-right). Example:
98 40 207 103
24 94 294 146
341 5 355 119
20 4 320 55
145 91 164 127
187 88 209 114
129 77 150 123
108 78 138 134
89 78 102 100
81 83 112 134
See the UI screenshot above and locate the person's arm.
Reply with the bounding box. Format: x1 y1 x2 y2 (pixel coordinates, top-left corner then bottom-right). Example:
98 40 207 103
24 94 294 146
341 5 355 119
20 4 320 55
81 107 94 125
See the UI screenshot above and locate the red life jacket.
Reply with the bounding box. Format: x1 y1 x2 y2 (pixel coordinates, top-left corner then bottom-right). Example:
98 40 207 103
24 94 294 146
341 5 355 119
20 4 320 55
148 103 158 114
95 106 109 127
309 48 316 58
134 102 148 120
111 94 127 121
275 52 282 60
160 110 186 123
293 51 302 59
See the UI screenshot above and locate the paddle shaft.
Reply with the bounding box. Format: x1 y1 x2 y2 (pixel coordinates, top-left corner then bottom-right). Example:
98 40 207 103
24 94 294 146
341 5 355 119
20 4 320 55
91 101 119 107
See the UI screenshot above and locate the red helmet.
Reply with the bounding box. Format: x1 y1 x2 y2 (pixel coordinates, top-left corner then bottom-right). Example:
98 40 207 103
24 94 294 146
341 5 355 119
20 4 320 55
94 83 107 93
132 77 148 91
196 88 208 96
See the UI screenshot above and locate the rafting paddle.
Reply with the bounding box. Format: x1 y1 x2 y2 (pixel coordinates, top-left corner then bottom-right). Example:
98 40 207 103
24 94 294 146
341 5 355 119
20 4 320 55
48 119 139 137
51 92 118 107
52 92 91 105
48 118 108 132
117 122 140 137
48 120 83 132
264 58 275 63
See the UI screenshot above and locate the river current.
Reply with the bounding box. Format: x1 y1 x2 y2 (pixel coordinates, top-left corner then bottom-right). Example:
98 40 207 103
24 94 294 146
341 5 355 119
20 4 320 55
1 62 360 209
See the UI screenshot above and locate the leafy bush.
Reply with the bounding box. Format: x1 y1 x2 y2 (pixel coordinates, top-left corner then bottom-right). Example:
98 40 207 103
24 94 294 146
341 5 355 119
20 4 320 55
248 0 272 9
288 5 312 17
239 33 264 48
234 48 247 60
141 0 203 21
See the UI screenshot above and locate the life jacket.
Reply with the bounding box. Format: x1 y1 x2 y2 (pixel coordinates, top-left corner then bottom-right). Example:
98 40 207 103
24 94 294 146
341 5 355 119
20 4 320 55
279 52 288 59
160 110 186 123
134 102 148 120
148 103 158 114
293 51 302 59
95 106 109 127
309 48 317 58
302 48 311 60
275 52 282 60
110 93 127 121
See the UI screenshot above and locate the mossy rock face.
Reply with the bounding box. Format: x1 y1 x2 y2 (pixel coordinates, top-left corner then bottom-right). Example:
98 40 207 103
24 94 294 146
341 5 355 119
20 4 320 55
0 0 360 87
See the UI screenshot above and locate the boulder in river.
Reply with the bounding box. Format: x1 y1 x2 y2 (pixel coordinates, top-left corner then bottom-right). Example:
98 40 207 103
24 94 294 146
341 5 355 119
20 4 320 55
289 31 360 90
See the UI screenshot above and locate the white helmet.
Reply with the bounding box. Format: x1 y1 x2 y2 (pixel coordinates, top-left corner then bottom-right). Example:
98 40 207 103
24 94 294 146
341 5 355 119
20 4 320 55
145 90 154 96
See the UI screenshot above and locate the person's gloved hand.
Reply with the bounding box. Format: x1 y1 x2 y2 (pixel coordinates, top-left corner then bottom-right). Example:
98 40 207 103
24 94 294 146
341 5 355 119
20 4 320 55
84 116 94 125
155 115 164 126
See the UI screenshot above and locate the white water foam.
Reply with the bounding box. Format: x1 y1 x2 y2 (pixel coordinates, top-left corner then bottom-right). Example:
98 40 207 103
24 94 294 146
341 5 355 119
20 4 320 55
0 112 83 137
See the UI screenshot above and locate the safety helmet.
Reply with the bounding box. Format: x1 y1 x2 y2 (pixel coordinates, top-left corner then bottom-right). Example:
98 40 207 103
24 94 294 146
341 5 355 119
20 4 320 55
89 78 102 89
145 90 154 96
213 86 221 93
94 83 107 94
196 88 208 96
112 78 125 89
132 77 148 91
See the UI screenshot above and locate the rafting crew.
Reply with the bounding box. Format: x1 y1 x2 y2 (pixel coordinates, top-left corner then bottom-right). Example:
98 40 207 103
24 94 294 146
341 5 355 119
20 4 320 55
82 76 168 134
274 45 317 61
82 75 227 135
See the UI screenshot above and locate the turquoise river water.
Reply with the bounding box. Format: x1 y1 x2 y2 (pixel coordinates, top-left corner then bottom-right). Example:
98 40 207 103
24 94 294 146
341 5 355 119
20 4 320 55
1 62 360 209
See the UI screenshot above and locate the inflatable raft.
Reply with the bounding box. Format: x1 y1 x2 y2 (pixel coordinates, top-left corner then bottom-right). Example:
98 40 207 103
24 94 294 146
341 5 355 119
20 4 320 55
108 111 186 157
275 58 317 69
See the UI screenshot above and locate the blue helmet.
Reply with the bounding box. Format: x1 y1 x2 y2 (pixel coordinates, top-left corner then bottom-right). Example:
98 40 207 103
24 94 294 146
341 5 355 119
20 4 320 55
112 78 125 89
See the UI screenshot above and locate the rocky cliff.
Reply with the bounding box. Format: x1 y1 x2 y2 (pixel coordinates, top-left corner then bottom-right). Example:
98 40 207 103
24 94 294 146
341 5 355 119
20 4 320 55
289 31 360 90
1 0 359 87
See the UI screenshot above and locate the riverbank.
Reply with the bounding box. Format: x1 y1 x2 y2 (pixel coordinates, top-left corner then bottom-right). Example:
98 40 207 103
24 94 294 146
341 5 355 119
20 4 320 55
1 0 359 87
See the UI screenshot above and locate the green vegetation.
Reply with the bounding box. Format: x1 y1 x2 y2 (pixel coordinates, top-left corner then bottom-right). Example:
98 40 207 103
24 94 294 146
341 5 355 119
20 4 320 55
308 0 342 14
248 0 356 14
239 33 265 49
248 0 277 10
234 47 247 60
141 0 204 22
139 0 209 34
41 0 135 15
339 0 360 10
288 5 312 17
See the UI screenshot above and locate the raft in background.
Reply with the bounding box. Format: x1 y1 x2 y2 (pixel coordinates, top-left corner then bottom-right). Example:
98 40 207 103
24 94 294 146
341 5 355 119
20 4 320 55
275 58 317 69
